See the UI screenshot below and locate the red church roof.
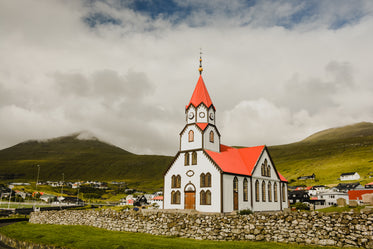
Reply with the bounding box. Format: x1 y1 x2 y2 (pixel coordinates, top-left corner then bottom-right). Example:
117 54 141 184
206 145 288 182
196 123 208 131
186 75 214 110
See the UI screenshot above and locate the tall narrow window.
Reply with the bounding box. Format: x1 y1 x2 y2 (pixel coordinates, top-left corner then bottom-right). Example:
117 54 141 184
267 165 271 177
268 182 272 202
184 153 190 166
200 190 206 205
171 191 175 204
206 173 211 187
282 184 286 202
262 181 266 202
255 180 259 202
206 190 211 205
233 177 238 192
192 151 197 165
175 190 181 204
209 131 214 143
243 178 248 202
176 175 181 188
171 175 175 188
200 173 205 187
188 130 194 142
261 164 265 176
274 182 278 202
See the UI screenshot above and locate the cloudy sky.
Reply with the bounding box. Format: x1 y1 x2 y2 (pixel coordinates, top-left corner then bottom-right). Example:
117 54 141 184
1 0 373 155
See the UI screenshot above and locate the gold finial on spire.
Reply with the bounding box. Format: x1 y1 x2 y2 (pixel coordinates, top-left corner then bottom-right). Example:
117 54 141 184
198 49 203 75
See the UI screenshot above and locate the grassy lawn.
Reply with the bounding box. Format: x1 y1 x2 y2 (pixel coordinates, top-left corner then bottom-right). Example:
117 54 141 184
317 205 367 213
0 222 338 249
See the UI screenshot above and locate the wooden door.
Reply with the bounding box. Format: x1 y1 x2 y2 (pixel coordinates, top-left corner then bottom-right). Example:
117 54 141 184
233 192 238 210
184 191 195 209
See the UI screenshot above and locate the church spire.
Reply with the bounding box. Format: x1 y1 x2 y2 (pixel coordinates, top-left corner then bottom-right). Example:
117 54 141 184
198 50 203 75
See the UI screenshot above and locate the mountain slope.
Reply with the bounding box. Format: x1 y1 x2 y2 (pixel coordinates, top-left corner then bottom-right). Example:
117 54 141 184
0 133 173 191
268 122 373 186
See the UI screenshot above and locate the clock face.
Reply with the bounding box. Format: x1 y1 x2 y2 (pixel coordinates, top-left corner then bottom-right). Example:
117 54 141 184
199 112 205 118
209 113 214 120
188 112 194 119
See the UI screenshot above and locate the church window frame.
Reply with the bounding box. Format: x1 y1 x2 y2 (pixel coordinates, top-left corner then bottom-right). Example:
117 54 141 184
262 181 266 202
274 182 278 202
200 173 205 187
171 190 181 204
200 173 211 188
255 180 259 202
267 165 271 177
282 184 286 202
243 178 248 202
209 131 214 143
188 130 194 142
171 175 181 188
233 177 238 193
192 151 197 165
268 182 272 202
184 153 190 166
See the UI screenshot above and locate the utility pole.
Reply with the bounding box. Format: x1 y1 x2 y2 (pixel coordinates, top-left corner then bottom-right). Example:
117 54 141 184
60 173 64 205
36 165 40 190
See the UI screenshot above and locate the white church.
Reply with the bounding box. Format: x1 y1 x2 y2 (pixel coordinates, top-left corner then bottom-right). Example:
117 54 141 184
163 58 289 213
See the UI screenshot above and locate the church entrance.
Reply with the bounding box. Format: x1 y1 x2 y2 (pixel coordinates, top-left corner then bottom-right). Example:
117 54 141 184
184 183 196 209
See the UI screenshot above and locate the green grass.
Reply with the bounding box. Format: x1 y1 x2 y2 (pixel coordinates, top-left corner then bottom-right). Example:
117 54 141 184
317 205 367 213
268 122 373 187
0 222 337 249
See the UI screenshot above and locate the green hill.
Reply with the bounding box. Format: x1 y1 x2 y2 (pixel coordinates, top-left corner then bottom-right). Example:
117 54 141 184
268 122 373 186
1 122 373 192
0 133 173 192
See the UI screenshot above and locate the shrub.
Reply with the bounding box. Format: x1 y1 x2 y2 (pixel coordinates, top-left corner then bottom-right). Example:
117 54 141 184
238 209 253 215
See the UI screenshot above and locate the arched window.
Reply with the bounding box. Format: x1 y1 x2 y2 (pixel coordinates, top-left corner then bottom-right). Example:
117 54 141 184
171 191 180 204
171 175 181 188
206 173 211 187
268 182 272 202
188 130 194 142
200 173 205 187
209 131 214 143
184 153 190 166
274 182 278 202
255 180 259 202
243 178 248 202
176 175 181 188
192 151 197 165
200 190 206 205
171 191 175 204
171 175 175 188
233 177 238 192
261 164 265 176
206 190 211 205
282 184 286 202
175 190 181 204
262 181 266 202
267 165 271 177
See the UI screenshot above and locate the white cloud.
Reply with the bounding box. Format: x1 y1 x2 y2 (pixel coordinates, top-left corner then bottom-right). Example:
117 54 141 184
0 0 372 155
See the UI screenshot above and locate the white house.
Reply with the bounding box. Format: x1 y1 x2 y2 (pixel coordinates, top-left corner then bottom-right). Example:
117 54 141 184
163 59 289 213
316 189 349 208
340 172 360 181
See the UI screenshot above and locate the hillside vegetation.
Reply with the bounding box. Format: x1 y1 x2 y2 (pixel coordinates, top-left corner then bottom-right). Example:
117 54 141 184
0 122 373 192
268 122 373 186
0 133 172 192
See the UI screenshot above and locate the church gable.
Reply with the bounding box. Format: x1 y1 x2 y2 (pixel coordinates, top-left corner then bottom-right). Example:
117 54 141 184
179 124 203 151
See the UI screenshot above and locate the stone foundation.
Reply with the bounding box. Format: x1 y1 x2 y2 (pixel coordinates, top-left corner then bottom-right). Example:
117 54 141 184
28 209 373 248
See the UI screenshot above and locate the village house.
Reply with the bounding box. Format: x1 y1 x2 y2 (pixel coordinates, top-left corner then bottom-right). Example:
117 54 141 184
164 58 289 213
340 172 360 181
348 189 373 205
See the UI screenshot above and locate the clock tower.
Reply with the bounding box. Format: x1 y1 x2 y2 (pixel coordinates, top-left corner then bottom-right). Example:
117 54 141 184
180 56 220 153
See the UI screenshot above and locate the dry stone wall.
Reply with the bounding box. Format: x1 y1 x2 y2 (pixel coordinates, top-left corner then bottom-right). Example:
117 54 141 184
29 209 373 248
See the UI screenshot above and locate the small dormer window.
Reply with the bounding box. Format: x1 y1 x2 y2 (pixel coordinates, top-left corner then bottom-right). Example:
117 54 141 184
188 130 194 142
209 131 214 143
